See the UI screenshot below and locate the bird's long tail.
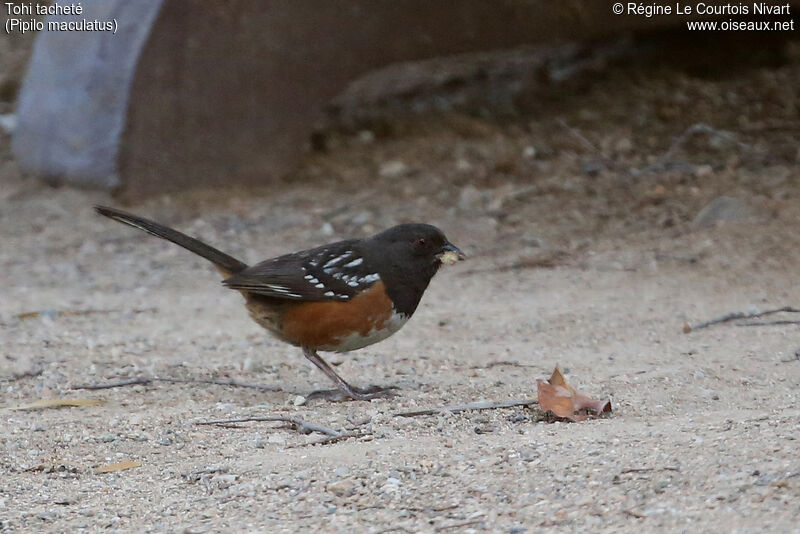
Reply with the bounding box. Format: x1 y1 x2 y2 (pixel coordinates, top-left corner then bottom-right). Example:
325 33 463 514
95 205 249 276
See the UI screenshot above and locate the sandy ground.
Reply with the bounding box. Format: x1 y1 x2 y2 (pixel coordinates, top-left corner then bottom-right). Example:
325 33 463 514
2 37 800 533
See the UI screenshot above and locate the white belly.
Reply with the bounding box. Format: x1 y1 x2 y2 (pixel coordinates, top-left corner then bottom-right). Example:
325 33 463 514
321 312 409 352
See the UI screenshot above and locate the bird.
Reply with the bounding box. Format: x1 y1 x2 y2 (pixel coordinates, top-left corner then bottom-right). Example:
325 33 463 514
94 206 465 400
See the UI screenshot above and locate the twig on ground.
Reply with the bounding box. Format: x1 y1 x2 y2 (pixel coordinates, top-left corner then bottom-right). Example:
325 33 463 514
623 509 647 519
740 120 800 133
620 466 680 474
471 361 538 369
285 432 365 448
375 527 411 534
73 377 153 390
195 416 341 437
395 399 538 418
686 306 800 332
71 376 285 392
458 249 572 277
435 519 485 532
641 122 761 174
737 320 800 327
403 504 460 513
557 119 616 169
15 307 157 320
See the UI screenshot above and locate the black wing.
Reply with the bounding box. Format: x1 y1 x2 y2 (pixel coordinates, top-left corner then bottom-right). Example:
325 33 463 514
222 239 382 301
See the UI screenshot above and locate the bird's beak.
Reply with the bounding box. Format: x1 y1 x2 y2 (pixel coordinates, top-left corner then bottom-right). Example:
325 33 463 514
437 242 466 265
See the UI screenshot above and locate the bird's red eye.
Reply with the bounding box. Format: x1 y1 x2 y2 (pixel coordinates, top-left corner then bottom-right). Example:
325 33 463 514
416 238 426 247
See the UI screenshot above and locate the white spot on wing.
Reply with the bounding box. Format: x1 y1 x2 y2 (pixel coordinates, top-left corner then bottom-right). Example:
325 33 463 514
347 281 359 287
315 283 325 288
343 257 363 267
323 253 351 269
361 273 380 283
266 284 289 291
324 291 335 297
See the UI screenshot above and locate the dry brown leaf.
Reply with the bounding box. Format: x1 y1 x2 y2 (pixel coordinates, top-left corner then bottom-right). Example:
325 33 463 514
536 364 611 422
7 398 106 411
536 381 577 420
94 460 141 474
547 365 575 394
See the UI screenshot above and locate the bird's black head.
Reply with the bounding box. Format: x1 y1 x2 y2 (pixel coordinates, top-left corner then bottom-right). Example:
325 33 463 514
362 223 464 315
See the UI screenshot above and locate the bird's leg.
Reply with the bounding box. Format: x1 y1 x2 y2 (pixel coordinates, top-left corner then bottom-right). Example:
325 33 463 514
302 347 395 401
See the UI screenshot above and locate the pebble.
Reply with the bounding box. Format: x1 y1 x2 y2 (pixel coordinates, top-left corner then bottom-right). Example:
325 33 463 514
357 130 375 144
379 160 409 178
327 478 357 496
692 196 754 228
0 113 16 134
333 466 350 477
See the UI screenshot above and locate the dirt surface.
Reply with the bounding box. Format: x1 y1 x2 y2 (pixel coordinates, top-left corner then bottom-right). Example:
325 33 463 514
2 36 800 533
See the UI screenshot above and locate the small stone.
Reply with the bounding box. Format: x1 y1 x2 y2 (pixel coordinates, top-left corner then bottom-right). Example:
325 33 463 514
346 413 371 426
379 160 409 178
615 138 633 153
321 222 334 236
458 185 482 211
333 466 350 477
584 161 604 176
357 130 375 144
0 114 16 134
157 438 172 446
692 196 754 228
522 146 537 158
693 369 705 379
693 164 713 177
350 211 370 226
455 158 472 171
293 395 307 407
253 439 267 449
327 478 357 496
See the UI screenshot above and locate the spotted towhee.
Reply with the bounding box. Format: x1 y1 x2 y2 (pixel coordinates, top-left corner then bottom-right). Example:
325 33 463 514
95 206 464 400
